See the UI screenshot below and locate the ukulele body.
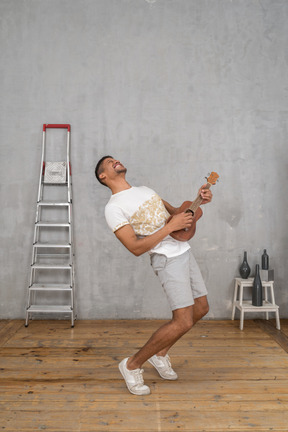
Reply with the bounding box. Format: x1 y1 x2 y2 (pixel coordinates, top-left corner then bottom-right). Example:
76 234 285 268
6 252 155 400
167 201 203 242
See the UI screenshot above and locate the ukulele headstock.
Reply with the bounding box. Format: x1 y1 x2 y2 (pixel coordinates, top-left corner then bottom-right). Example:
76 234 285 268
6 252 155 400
206 172 219 185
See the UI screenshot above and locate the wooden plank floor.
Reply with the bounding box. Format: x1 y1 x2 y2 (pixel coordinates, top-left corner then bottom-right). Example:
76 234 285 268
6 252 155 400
1 319 288 431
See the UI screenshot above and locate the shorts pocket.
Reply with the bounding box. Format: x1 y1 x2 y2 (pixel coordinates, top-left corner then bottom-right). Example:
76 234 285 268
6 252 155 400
150 254 167 276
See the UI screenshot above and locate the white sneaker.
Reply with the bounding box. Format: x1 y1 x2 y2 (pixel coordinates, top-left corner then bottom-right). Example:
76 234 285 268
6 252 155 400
148 354 178 380
118 358 150 395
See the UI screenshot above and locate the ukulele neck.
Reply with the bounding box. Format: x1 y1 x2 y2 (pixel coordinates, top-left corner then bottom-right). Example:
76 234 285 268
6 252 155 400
188 183 211 213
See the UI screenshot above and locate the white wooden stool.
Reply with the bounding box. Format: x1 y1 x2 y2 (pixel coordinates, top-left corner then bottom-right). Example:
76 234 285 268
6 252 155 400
231 278 280 330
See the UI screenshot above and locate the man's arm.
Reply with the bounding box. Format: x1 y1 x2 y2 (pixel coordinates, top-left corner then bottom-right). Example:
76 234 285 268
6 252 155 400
162 200 177 215
115 212 193 257
163 187 212 214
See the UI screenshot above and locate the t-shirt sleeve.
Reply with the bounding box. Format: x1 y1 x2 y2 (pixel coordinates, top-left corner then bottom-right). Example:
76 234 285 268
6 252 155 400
105 203 130 233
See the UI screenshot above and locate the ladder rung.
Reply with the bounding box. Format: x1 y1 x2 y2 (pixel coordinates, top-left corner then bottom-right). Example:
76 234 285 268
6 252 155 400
32 253 71 259
29 284 72 291
37 201 71 206
42 182 68 186
26 305 73 313
36 222 70 227
32 263 71 269
33 242 71 248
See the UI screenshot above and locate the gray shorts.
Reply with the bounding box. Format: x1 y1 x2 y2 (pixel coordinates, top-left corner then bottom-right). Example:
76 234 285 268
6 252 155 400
150 250 208 311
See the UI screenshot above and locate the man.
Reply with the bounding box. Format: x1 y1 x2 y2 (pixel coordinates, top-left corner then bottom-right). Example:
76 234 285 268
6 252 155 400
95 156 212 395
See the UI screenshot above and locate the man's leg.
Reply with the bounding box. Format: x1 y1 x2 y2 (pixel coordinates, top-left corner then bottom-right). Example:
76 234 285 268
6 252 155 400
119 305 194 394
127 305 192 370
156 295 209 357
127 296 208 370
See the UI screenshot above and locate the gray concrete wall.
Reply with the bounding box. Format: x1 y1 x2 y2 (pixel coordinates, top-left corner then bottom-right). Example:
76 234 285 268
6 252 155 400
1 0 288 320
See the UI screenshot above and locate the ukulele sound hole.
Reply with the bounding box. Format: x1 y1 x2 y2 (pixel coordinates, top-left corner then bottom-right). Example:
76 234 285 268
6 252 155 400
185 209 194 216
184 209 194 231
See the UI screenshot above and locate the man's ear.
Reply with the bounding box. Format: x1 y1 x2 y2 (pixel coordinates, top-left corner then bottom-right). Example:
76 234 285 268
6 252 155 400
99 172 106 183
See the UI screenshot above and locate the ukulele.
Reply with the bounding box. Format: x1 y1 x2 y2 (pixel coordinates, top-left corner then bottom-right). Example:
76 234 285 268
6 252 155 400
167 172 219 242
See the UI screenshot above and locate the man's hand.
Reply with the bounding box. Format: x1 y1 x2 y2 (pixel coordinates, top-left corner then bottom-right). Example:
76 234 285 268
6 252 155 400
166 211 193 232
198 184 213 204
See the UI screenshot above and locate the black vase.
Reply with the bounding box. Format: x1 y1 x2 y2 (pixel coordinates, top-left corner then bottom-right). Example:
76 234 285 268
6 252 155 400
239 251 251 279
261 249 269 270
252 264 263 306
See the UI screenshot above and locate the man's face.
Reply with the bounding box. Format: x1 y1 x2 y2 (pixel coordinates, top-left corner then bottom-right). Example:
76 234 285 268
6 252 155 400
100 157 127 182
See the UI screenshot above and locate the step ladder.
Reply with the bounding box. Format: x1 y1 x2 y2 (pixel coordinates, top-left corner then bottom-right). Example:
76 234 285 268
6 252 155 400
25 124 76 327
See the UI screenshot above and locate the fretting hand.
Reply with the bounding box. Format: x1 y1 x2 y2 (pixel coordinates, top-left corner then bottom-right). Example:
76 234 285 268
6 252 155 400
198 184 213 204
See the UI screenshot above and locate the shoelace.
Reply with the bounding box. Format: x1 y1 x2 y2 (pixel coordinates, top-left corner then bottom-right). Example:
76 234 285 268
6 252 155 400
165 354 172 368
131 368 145 385
160 354 174 373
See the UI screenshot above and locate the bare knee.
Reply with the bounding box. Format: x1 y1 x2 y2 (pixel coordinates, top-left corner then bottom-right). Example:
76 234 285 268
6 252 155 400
172 307 194 335
201 302 209 318
179 317 193 334
194 297 209 320
183 317 194 333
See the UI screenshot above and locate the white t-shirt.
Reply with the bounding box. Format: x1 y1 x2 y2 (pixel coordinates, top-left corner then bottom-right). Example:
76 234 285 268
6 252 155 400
104 186 190 258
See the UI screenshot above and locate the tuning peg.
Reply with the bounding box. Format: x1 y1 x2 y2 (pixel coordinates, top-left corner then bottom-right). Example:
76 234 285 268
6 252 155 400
205 173 211 180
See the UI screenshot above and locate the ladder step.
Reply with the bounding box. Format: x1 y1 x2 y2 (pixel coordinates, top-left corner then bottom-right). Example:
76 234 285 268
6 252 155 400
33 242 71 248
37 201 71 206
43 182 68 186
32 253 71 259
36 222 70 227
26 305 73 313
32 263 71 269
29 284 72 291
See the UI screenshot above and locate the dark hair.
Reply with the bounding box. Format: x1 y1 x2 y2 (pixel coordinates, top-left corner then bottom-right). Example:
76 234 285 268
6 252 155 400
95 155 113 186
